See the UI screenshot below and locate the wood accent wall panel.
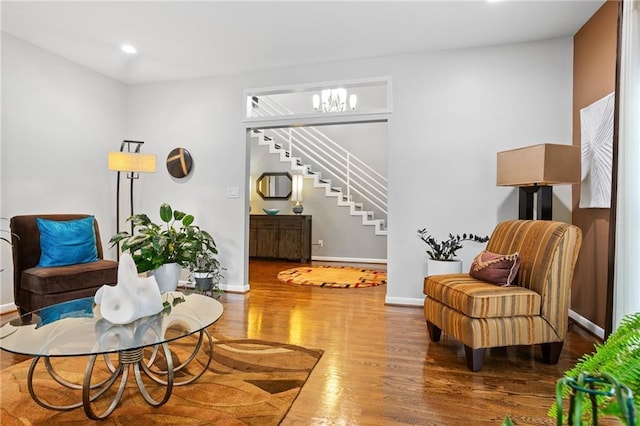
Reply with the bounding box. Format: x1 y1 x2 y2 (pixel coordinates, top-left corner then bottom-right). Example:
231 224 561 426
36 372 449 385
571 0 618 329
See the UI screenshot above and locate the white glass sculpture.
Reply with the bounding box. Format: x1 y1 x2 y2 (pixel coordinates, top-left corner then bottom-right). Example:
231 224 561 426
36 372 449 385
95 253 163 325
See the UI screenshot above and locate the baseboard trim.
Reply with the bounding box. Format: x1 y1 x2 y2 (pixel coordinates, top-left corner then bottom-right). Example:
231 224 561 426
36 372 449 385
0 303 17 315
569 309 605 339
311 256 387 264
221 283 250 293
179 280 250 294
385 296 423 307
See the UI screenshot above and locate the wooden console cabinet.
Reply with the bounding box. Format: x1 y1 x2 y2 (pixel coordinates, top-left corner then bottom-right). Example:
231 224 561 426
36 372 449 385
249 215 312 262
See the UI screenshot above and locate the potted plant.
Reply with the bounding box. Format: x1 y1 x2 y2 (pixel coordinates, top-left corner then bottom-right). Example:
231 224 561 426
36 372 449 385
417 228 489 274
110 203 221 293
549 312 639 425
190 254 224 295
187 227 224 295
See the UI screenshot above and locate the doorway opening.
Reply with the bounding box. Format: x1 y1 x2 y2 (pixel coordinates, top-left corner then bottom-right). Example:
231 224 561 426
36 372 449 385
245 119 389 291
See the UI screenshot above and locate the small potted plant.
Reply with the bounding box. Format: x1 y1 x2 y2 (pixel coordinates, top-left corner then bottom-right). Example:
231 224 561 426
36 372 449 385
417 228 489 274
186 227 224 295
190 254 224 295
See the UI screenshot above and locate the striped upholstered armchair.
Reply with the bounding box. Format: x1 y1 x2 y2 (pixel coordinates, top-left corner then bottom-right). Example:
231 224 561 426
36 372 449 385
423 220 582 371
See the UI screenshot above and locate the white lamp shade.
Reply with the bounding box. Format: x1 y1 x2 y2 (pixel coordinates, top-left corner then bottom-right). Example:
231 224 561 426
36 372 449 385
321 89 331 105
292 175 304 202
349 94 357 110
336 88 347 107
108 152 157 173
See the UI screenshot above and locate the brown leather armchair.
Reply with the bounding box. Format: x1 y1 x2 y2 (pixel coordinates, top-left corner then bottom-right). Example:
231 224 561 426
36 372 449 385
10 214 118 315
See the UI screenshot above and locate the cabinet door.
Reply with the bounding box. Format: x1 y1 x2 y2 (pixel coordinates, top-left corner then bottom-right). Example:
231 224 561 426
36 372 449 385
256 228 279 258
249 224 258 257
278 229 301 260
278 218 302 260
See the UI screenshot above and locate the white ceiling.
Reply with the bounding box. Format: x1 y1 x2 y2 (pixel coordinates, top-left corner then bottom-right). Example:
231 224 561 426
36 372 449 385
1 1 605 86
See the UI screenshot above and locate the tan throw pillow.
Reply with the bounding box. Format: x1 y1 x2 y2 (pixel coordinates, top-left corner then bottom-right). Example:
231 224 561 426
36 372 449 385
469 250 520 286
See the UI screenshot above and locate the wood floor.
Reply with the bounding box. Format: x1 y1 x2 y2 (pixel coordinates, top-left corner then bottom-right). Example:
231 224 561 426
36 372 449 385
0 259 602 425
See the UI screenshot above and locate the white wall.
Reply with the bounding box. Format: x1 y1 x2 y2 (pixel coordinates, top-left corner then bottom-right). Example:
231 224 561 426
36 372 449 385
125 75 250 292
1 33 127 308
387 38 573 304
1 33 573 307
127 37 572 301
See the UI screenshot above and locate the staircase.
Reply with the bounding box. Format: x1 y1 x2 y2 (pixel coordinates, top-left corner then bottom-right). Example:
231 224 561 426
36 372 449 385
251 125 388 236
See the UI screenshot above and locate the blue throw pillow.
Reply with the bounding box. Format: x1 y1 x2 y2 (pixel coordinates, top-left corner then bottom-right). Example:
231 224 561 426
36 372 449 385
37 216 99 267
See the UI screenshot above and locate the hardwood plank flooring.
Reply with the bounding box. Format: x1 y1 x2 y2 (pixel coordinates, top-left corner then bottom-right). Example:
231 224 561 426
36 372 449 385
0 259 601 425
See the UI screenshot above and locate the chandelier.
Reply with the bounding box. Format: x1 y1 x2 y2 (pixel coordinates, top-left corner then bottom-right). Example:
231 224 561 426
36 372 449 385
312 89 357 113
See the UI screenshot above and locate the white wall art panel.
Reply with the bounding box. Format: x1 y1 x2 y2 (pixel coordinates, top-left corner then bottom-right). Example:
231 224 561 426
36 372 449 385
579 92 615 208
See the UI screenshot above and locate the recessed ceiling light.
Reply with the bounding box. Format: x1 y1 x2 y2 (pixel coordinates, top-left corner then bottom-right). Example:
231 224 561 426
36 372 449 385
121 44 137 54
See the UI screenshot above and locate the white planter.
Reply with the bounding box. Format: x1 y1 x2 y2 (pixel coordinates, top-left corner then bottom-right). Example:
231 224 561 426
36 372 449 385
152 263 181 293
427 259 463 276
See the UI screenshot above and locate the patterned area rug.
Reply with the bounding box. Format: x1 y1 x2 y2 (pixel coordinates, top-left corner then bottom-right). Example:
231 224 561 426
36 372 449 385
0 336 323 425
277 265 387 288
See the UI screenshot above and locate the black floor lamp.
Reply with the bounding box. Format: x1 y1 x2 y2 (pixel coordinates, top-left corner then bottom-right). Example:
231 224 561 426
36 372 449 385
497 143 581 220
108 140 157 258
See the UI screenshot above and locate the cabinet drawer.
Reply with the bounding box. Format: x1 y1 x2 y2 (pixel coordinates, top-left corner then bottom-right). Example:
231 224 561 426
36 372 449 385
279 219 302 230
252 218 278 229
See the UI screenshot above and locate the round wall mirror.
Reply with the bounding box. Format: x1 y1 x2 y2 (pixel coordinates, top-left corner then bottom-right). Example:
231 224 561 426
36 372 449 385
166 147 193 178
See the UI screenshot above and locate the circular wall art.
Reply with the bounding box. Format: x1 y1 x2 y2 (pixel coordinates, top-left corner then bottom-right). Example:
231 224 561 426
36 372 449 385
166 147 193 178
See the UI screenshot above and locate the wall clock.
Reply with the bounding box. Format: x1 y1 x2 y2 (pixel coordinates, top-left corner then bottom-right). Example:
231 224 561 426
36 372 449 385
166 147 193 178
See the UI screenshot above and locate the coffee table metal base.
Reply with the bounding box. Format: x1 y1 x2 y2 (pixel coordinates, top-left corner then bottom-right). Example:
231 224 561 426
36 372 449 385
26 329 213 420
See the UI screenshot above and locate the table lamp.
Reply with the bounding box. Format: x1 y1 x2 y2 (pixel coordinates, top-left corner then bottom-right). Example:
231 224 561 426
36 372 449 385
291 174 304 214
497 143 580 220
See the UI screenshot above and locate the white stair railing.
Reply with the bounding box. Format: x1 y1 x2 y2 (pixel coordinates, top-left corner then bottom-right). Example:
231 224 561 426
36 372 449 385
252 96 388 218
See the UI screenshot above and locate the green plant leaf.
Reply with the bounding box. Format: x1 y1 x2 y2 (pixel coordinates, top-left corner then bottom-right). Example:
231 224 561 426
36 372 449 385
501 416 514 426
172 295 186 306
182 214 194 227
130 213 152 227
159 203 172 223
174 210 186 221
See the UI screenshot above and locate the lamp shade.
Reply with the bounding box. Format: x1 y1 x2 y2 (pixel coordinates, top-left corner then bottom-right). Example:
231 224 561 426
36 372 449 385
496 143 580 187
108 152 157 173
291 174 304 202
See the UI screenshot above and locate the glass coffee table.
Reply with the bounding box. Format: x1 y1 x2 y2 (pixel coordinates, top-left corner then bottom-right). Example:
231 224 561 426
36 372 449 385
0 292 223 420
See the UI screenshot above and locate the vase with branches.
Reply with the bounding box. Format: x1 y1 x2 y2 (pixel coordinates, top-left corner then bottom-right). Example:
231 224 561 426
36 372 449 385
417 228 489 261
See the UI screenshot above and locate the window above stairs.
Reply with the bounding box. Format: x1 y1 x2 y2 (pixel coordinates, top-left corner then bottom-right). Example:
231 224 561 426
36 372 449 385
243 77 392 123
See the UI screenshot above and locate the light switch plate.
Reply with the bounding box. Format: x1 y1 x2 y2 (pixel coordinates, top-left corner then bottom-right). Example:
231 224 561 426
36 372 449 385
226 187 240 198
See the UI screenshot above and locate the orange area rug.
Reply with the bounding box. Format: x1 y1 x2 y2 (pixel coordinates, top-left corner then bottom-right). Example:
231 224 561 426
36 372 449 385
277 265 387 288
0 335 323 425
